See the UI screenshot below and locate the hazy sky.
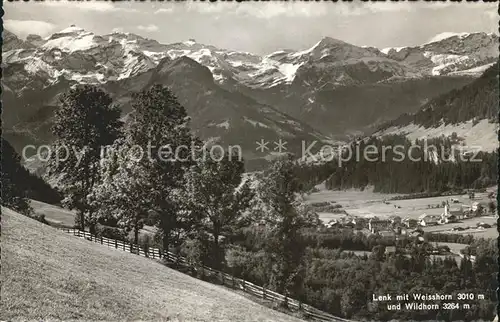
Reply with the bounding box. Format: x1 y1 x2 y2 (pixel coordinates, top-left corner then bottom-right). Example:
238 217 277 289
4 2 498 54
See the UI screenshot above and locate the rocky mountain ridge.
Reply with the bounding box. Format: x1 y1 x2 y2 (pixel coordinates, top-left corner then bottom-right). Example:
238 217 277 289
4 27 497 91
2 27 497 167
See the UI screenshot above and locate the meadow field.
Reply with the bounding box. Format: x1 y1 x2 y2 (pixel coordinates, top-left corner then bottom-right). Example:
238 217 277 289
31 199 158 240
31 199 76 228
421 216 498 238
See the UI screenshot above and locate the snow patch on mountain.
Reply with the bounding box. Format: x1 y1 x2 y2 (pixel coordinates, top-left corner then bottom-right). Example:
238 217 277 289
423 52 470 75
43 27 99 53
381 47 405 55
244 117 270 128
425 32 471 44
215 120 230 129
291 39 322 57
183 40 196 46
277 62 304 83
167 49 192 59
59 26 86 34
385 32 498 77
448 62 496 76
23 57 57 78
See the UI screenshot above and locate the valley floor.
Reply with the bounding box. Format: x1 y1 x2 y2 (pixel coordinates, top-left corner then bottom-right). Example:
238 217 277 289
305 184 497 239
1 207 304 322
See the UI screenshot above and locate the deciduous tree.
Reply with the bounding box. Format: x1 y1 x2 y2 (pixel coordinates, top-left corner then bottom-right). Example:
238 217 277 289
48 85 122 231
127 84 195 252
88 140 151 244
259 154 320 300
185 152 253 269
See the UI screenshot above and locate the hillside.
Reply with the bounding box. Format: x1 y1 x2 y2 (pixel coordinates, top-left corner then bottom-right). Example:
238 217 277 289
1 207 304 322
378 63 498 129
30 199 76 227
375 63 499 151
249 75 475 137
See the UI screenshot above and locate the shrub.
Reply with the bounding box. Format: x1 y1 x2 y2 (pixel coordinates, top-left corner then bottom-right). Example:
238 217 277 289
181 238 208 274
309 187 320 193
95 224 128 241
310 201 331 207
31 213 49 225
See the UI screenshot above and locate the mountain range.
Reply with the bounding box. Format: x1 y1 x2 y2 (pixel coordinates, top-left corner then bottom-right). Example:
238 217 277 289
375 62 499 153
2 26 498 168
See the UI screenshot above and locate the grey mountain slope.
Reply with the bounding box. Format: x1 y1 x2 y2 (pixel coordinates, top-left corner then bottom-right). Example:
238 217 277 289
2 27 497 165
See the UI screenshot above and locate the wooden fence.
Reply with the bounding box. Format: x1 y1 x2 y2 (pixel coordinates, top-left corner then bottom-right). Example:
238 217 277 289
59 228 351 322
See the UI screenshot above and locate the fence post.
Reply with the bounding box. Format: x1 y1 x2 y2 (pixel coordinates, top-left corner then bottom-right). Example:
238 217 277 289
101 236 103 244
232 276 235 289
263 287 266 300
115 239 118 249
158 248 161 259
221 272 224 285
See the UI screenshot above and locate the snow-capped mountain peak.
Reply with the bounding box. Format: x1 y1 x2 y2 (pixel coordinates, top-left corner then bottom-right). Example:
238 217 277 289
384 31 498 76
316 36 348 47
54 25 87 35
425 32 471 45
3 28 497 92
380 47 406 55
183 39 197 46
43 26 100 53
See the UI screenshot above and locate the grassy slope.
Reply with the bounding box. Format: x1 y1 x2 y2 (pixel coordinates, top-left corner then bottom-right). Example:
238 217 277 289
31 199 76 228
31 199 158 240
1 207 304 322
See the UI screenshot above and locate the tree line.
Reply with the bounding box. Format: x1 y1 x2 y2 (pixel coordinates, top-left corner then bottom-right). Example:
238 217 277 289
228 226 497 320
323 135 497 193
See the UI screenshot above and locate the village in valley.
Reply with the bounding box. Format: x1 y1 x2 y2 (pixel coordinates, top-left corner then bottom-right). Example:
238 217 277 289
303 185 498 260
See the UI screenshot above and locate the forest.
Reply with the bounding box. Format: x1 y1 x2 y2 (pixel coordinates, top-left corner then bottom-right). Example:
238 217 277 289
323 135 497 194
226 226 497 320
1 138 62 214
379 63 498 129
